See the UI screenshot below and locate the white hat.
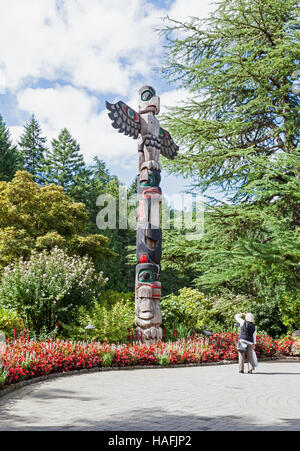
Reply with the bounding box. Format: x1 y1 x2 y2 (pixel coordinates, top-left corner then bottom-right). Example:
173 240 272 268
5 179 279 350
245 313 255 323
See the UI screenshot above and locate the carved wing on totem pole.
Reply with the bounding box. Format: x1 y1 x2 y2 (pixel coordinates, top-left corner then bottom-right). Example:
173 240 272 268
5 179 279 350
105 100 178 159
159 127 179 160
105 100 141 139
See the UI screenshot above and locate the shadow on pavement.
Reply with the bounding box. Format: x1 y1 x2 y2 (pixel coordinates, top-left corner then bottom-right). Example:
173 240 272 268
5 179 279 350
0 407 299 431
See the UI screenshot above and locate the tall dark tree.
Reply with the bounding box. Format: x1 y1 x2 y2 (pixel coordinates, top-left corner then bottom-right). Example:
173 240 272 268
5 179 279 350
161 0 299 199
160 0 300 330
44 128 88 199
18 115 47 182
84 156 111 233
0 115 19 182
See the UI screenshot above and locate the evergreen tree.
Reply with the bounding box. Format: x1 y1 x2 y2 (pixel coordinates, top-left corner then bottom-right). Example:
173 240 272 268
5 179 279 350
84 156 111 233
44 128 88 199
0 115 19 182
98 176 136 292
160 0 300 327
161 0 299 201
18 115 47 182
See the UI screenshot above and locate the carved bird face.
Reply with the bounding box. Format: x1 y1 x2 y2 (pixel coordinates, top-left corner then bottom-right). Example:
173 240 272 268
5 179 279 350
138 85 160 115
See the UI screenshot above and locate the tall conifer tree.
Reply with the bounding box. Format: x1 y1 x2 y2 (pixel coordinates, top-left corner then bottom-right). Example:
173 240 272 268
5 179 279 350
0 115 19 182
160 0 300 326
18 115 47 182
44 128 88 199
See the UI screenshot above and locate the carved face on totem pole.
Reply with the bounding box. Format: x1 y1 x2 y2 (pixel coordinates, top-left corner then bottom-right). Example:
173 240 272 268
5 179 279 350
105 86 178 343
138 86 160 115
135 274 162 341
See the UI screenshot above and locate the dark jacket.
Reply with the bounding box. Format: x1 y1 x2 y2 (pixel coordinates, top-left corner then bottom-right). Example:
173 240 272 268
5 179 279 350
240 321 255 343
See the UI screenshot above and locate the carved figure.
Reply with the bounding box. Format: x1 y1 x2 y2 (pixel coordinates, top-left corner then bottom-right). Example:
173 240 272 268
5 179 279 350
106 86 178 343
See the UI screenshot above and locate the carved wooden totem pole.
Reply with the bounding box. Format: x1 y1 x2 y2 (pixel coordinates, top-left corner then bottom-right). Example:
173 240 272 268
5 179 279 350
106 86 178 343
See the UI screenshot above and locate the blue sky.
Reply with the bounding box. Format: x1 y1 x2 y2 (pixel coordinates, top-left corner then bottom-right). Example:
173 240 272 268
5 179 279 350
0 0 219 208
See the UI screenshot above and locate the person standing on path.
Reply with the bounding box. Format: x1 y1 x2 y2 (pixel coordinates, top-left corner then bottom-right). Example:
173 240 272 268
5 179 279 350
235 313 256 374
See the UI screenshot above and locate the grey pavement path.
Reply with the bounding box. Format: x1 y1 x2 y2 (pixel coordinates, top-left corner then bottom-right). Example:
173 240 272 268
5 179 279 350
0 361 299 431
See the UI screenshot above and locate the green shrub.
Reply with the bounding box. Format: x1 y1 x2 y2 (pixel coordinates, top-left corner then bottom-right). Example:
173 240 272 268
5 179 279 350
0 307 23 337
71 299 135 343
0 364 8 389
161 287 255 335
100 290 134 309
204 290 253 332
161 287 287 337
161 288 207 330
278 292 300 334
102 351 115 367
164 322 193 341
155 353 171 366
0 247 107 335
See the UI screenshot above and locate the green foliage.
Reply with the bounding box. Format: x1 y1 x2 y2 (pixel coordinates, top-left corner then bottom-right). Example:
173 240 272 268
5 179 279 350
99 177 136 292
99 290 134 309
161 288 207 330
161 0 299 190
161 287 262 335
0 364 8 389
0 171 115 271
43 128 88 197
200 291 253 333
0 247 107 334
0 307 23 337
160 217 200 295
155 353 171 366
164 322 193 341
83 157 112 233
0 115 19 182
279 292 300 333
0 227 34 268
162 286 288 337
101 351 115 367
18 114 47 182
159 0 300 335
74 299 135 343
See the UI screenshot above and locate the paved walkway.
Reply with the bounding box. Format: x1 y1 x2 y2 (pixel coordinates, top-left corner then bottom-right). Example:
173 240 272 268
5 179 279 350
0 361 299 431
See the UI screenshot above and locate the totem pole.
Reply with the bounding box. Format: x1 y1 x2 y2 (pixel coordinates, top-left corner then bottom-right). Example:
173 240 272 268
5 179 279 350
106 86 178 343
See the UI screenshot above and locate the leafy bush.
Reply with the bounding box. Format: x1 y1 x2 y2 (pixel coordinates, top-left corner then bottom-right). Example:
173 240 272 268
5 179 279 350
161 287 284 337
250 297 288 337
0 307 23 337
0 171 115 272
0 363 8 389
102 351 115 367
99 290 134 309
278 293 300 334
164 322 193 341
203 290 253 333
72 299 135 343
203 289 288 337
155 353 171 366
161 287 253 334
161 288 207 330
0 247 107 334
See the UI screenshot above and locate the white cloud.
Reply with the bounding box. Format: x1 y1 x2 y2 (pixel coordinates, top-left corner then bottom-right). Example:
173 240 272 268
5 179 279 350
0 0 216 94
168 0 216 21
0 0 167 94
13 85 137 165
159 87 190 114
11 84 190 167
3 0 215 169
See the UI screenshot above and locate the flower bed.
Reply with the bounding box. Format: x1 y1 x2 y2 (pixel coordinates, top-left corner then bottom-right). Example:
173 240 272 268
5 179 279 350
0 333 297 389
